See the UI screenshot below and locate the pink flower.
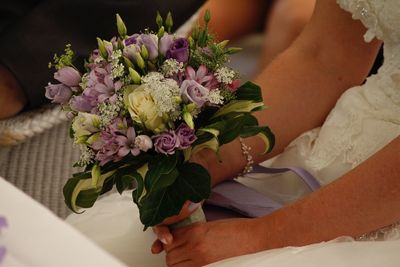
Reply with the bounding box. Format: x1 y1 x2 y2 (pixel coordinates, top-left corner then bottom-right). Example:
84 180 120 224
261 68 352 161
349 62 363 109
54 66 81 87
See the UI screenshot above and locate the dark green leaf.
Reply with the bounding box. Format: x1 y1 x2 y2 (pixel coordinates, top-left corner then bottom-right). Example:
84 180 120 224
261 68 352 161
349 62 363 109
235 81 263 102
76 187 101 208
116 174 134 194
139 162 211 229
144 153 179 194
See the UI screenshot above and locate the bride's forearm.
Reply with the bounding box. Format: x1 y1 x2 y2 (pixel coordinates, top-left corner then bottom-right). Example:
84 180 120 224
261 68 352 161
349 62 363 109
194 0 381 185
254 136 400 249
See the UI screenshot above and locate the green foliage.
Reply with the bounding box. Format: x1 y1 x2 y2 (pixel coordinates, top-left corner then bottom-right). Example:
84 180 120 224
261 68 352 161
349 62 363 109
48 44 74 70
139 162 211 229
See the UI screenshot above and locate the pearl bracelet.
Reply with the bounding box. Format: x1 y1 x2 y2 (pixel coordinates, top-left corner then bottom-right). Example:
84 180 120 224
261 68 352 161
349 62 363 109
239 137 254 176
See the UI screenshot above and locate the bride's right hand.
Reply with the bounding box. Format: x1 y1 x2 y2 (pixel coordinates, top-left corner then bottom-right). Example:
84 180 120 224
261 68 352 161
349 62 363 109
151 201 201 254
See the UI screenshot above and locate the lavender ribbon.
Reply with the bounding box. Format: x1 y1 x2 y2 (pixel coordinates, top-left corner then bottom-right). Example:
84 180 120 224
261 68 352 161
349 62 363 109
204 165 321 221
0 216 7 264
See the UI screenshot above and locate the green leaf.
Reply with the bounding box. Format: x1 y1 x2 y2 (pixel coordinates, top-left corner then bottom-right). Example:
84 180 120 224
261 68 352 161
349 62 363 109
139 162 211 229
211 100 264 119
235 81 263 102
76 187 101 208
144 153 179 195
116 175 134 194
240 126 275 154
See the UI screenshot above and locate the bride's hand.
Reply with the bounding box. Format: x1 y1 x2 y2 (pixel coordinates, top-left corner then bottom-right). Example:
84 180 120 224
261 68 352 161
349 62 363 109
162 218 265 267
151 201 202 254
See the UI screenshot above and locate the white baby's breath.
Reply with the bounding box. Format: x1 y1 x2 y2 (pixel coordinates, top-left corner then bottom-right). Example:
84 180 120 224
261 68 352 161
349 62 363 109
111 50 125 79
98 94 124 127
207 89 224 105
77 144 95 167
215 66 236 84
141 72 181 120
161 59 184 77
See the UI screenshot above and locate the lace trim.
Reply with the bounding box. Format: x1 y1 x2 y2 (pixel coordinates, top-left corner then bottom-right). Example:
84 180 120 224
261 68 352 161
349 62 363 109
357 222 400 241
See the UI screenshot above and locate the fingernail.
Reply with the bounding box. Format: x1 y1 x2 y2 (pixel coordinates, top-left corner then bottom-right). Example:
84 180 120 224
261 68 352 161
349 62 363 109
160 238 167 245
188 202 201 212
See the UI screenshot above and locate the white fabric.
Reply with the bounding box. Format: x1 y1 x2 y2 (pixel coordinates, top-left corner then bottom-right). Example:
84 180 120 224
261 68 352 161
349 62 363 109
0 177 127 267
65 0 400 266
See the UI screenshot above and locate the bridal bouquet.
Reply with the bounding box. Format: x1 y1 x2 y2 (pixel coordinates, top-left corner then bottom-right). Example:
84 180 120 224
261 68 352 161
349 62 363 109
45 12 274 229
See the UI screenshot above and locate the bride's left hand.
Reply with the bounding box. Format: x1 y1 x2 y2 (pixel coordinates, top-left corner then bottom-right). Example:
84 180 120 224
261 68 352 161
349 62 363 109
151 201 202 254
162 218 265 267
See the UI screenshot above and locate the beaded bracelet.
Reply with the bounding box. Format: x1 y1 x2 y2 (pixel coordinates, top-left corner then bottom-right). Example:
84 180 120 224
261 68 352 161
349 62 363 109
238 137 254 176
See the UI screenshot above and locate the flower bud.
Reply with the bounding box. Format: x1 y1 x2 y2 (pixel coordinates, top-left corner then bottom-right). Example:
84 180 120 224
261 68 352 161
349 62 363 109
204 10 211 25
116 14 127 38
97 37 108 59
183 112 194 129
135 52 146 70
157 26 165 39
226 47 242 55
140 44 149 60
156 12 163 29
129 67 141 84
165 12 173 32
123 56 134 68
218 40 229 49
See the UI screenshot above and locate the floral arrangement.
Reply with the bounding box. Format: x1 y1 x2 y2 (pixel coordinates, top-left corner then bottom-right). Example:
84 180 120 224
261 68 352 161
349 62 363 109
45 11 274 229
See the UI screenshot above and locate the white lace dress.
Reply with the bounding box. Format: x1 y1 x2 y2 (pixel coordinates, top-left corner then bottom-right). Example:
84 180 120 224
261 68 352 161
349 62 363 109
66 0 400 266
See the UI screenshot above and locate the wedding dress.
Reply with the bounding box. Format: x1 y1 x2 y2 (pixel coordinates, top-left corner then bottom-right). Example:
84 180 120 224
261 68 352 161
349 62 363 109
66 0 400 266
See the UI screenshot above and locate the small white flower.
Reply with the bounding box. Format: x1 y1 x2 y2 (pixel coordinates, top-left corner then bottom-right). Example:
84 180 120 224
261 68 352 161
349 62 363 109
215 66 236 84
134 135 153 152
161 59 184 77
111 50 125 79
76 144 95 166
207 89 224 105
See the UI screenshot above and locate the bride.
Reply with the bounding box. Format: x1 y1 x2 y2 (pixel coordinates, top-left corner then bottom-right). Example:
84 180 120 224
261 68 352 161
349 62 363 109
67 0 400 266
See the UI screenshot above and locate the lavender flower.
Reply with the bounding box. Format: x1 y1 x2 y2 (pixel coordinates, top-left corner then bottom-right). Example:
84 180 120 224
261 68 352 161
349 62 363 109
153 131 180 155
180 79 210 107
54 66 81 87
116 127 140 157
159 34 174 56
124 34 139 46
166 38 189 63
185 65 218 89
0 216 7 264
70 88 99 112
95 132 122 166
175 123 197 149
45 83 73 104
139 34 158 60
94 74 122 103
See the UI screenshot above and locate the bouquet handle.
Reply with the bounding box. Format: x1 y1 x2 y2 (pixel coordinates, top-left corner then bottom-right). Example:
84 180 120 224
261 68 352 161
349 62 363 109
170 205 206 230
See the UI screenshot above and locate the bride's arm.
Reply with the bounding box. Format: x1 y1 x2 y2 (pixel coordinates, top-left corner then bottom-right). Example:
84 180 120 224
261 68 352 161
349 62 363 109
255 136 400 249
196 0 382 186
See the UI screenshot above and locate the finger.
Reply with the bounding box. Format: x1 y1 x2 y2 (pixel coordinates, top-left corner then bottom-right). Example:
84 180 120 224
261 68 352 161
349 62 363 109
153 225 173 245
166 246 192 266
169 259 192 267
151 239 164 254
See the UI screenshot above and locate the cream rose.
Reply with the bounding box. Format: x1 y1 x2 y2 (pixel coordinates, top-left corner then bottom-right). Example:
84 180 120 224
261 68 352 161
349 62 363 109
72 112 101 144
125 85 166 132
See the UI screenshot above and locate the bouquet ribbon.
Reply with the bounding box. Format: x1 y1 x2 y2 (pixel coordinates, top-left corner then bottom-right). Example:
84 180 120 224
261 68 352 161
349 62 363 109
204 165 321 221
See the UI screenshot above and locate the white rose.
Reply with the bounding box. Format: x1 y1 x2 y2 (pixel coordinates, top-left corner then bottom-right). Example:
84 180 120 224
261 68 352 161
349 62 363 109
125 85 166 132
72 112 101 144
134 135 153 152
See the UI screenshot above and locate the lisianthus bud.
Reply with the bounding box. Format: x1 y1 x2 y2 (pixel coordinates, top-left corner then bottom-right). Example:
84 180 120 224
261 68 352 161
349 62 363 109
135 52 145 70
116 14 127 38
183 111 194 129
156 12 163 29
97 38 108 59
141 44 149 60
129 67 141 84
123 56 134 68
165 12 173 32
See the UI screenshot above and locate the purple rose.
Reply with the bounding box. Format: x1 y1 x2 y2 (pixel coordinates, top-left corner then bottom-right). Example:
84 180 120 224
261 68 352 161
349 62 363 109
153 131 180 155
54 66 81 87
159 34 174 56
175 123 197 149
45 83 73 104
166 38 189 63
180 79 210 107
70 95 93 112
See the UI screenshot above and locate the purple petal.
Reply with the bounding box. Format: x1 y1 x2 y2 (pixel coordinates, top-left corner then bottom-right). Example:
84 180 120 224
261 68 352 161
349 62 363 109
118 147 130 157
